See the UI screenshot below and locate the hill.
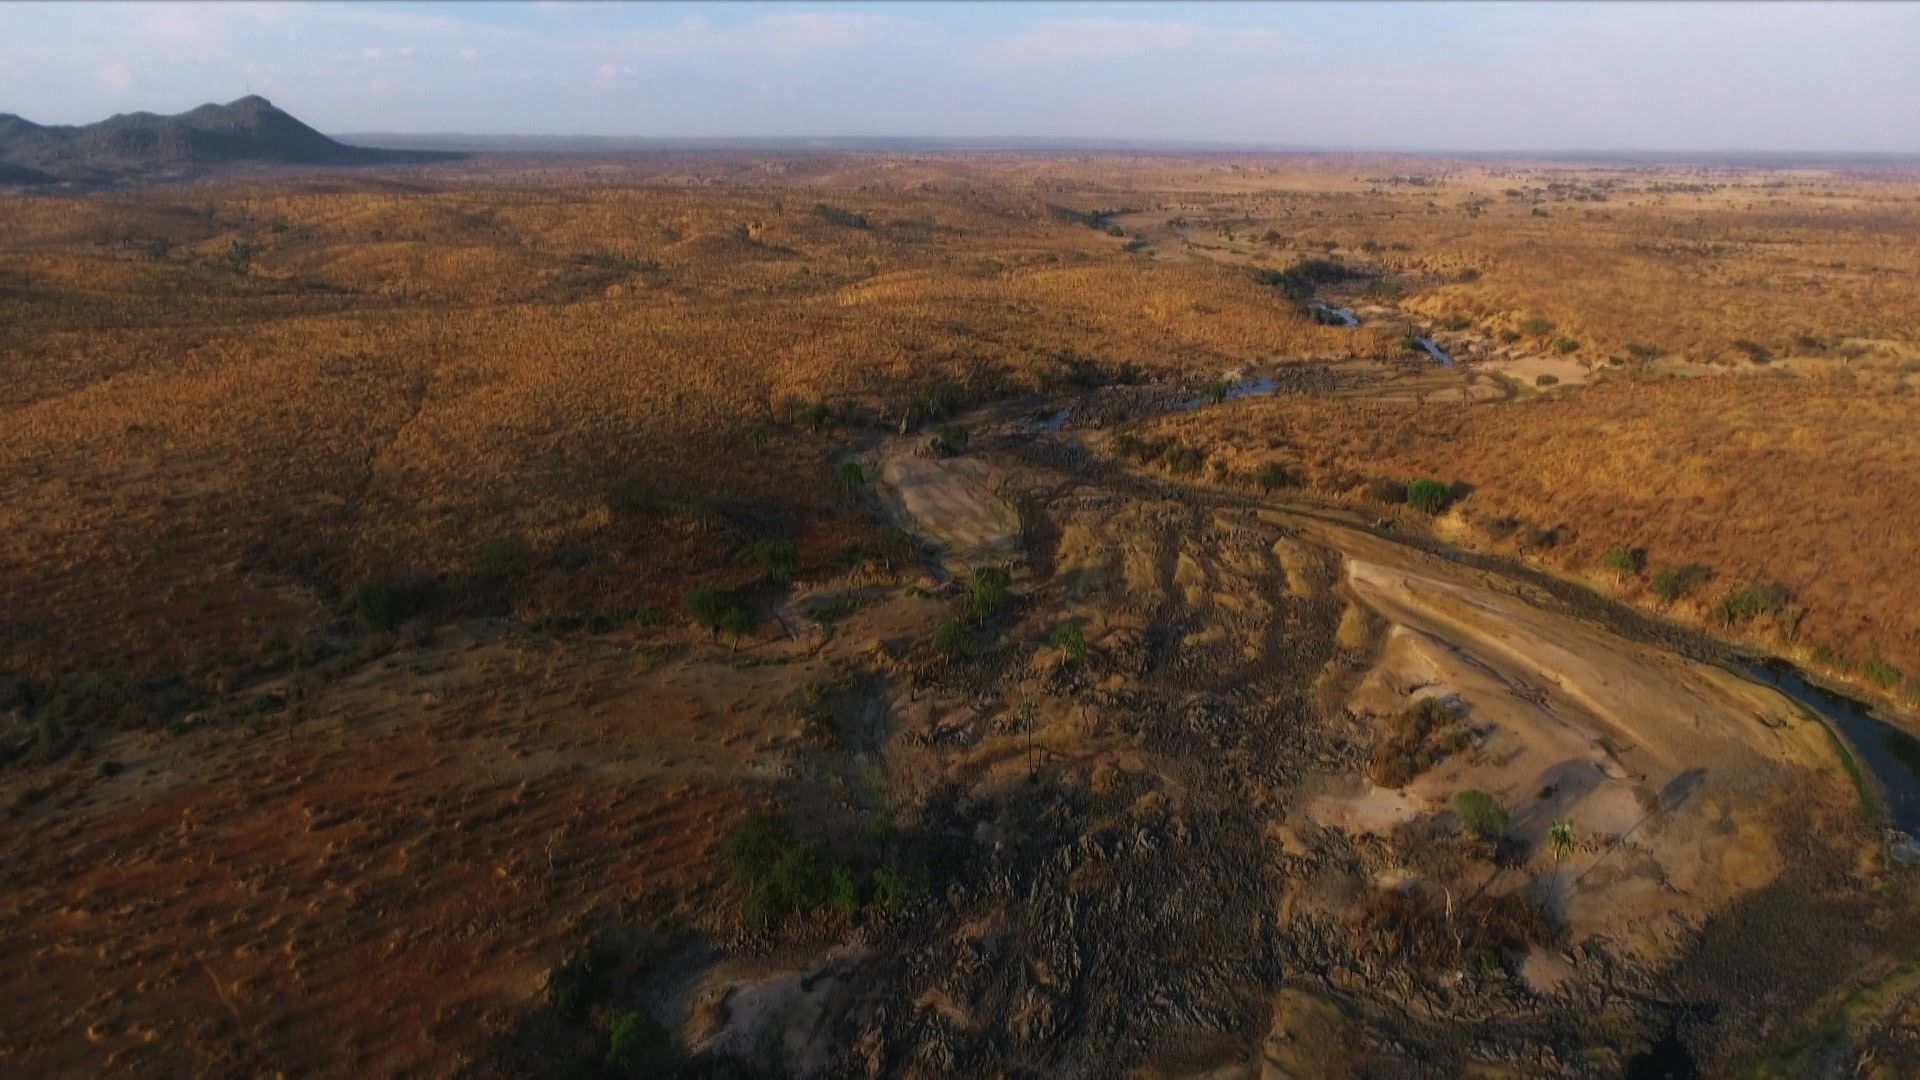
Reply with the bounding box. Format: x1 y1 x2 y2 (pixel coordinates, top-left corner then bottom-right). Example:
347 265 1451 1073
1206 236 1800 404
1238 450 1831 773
0 96 455 184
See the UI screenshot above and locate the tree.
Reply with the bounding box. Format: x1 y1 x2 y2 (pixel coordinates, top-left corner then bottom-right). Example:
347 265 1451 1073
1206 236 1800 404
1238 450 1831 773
1546 820 1577 863
1520 315 1555 340
1049 622 1088 660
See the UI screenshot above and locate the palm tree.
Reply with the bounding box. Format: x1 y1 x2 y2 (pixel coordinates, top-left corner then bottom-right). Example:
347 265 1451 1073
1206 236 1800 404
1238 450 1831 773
1547 820 1576 864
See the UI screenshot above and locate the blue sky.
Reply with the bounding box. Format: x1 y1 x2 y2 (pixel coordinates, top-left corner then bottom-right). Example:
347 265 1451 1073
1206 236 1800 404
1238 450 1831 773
2 1 1916 151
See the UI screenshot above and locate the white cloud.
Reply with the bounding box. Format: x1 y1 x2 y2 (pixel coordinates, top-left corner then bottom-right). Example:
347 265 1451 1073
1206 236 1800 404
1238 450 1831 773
95 63 132 91
594 62 638 89
970 18 1291 67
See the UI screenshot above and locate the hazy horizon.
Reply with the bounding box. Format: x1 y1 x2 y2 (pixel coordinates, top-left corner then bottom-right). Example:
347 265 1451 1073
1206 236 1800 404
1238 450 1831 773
3 1 1918 154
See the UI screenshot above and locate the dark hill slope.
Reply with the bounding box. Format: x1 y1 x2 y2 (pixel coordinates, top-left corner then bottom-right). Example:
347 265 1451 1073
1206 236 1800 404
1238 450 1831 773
0 96 455 184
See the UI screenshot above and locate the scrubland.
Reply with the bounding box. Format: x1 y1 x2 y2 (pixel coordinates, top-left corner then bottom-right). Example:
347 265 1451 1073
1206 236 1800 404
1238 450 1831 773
4 154 1920 1076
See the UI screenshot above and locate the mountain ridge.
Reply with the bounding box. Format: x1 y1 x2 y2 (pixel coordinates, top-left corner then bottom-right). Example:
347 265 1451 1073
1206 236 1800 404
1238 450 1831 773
0 96 457 185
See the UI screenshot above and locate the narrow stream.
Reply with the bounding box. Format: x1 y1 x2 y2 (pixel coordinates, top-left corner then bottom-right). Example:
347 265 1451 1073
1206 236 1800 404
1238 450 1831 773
1309 302 1359 327
1175 376 1279 410
1414 337 1455 367
1745 660 1920 844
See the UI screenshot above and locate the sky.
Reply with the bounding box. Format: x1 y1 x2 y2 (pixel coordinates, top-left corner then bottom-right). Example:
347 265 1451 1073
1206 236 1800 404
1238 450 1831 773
1 1 1917 152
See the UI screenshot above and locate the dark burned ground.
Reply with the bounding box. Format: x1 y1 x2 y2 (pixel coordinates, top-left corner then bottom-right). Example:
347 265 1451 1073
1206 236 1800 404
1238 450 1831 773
479 413 1901 1080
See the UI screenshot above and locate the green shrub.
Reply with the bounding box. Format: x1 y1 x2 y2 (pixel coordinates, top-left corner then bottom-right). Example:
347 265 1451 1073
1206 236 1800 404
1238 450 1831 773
933 619 974 659
930 423 969 456
1602 544 1645 577
1164 445 1206 475
795 401 834 432
606 1011 669 1073
966 566 1013 622
1731 338 1773 364
771 844 832 911
1453 790 1510 840
1364 279 1403 300
1626 342 1661 361
835 461 866 495
1863 657 1903 689
1405 478 1452 515
684 584 754 638
1122 236 1148 253
1714 584 1789 626
476 535 529 582
1196 378 1234 405
828 866 860 914
353 578 433 632
810 203 869 228
1049 623 1089 660
1257 463 1294 492
1368 478 1408 505
1520 315 1555 339
872 864 926 912
1535 373 1559 387
1551 337 1581 354
1650 563 1706 604
741 539 801 584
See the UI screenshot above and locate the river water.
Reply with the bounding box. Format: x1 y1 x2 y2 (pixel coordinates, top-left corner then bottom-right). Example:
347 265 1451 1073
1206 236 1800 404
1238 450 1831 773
1744 660 1920 842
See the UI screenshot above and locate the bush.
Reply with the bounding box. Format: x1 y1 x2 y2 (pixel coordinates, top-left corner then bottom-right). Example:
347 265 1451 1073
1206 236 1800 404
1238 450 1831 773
1364 279 1403 300
1196 378 1233 405
835 461 866 495
1551 337 1581 355
1049 623 1089 660
933 619 974 659
871 864 926 912
966 566 1013 622
1405 478 1452 515
353 578 433 632
1453 790 1510 840
1731 338 1773 364
1602 544 1645 577
1164 445 1206 475
1368 697 1466 787
1257 463 1295 492
828 866 860 914
1535 373 1559 387
1367 478 1408 505
606 1011 669 1073
1650 563 1706 605
1714 584 1789 626
1122 236 1148 253
795 401 834 432
1520 316 1555 339
1626 342 1661 361
476 535 529 582
930 423 969 456
810 203 869 228
741 539 801 584
684 584 754 638
1863 657 1903 689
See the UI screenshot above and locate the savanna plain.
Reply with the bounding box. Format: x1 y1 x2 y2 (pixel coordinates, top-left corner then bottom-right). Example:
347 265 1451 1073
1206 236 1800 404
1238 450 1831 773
4 152 1920 1077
